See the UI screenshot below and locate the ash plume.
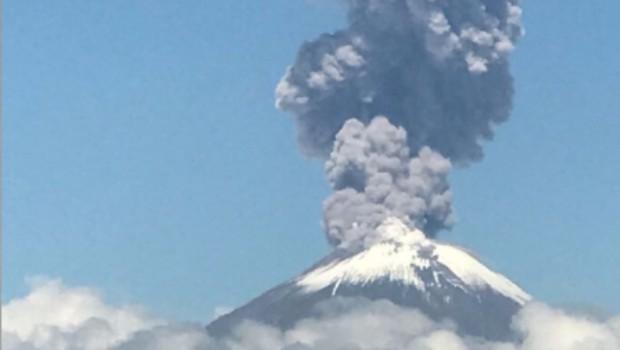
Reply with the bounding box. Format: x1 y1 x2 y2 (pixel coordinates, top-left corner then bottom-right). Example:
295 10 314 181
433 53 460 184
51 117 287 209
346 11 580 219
323 117 452 248
276 0 523 248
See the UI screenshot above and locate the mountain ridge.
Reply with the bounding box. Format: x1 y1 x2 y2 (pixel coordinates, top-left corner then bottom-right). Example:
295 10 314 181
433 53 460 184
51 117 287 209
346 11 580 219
207 218 530 341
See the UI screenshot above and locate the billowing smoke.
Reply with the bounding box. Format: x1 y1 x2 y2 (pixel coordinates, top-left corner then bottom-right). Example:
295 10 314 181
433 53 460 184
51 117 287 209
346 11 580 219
276 0 523 248
276 0 523 160
323 117 452 248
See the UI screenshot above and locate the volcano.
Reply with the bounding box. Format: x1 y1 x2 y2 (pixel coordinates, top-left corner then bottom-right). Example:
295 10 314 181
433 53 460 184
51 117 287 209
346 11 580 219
207 218 530 341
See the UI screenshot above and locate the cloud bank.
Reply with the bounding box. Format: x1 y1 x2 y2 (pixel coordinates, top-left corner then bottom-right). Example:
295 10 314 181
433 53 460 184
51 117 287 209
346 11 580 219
4 279 620 350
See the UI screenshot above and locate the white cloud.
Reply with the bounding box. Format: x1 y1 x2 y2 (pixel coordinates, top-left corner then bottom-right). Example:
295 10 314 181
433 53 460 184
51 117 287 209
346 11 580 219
275 67 309 109
306 45 364 90
465 52 490 73
2 278 161 350
514 302 620 350
334 45 365 68
3 279 620 350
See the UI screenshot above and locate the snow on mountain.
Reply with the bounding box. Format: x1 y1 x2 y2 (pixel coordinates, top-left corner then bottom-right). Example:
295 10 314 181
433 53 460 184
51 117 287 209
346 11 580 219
207 218 531 341
296 218 530 305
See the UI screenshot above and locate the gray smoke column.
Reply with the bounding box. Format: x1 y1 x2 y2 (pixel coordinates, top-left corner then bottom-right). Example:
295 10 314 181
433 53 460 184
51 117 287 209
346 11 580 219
323 117 453 248
275 0 523 249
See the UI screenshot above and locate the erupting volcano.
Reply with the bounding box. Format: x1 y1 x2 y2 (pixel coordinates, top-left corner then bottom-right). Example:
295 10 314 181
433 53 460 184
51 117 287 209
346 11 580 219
208 218 529 341
211 0 527 342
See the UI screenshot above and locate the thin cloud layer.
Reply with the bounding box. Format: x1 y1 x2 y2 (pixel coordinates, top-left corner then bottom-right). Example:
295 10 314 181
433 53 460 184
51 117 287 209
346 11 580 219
4 279 620 350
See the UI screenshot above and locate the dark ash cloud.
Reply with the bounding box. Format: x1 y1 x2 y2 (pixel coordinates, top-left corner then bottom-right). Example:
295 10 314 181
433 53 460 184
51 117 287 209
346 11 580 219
276 0 523 247
276 0 522 163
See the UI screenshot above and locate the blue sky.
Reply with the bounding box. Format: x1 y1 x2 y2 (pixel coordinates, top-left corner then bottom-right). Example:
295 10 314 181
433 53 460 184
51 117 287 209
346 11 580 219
3 0 620 322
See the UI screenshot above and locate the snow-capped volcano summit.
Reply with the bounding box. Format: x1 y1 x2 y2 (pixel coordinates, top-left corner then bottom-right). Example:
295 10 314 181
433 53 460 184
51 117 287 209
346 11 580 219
297 218 529 305
207 218 530 341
